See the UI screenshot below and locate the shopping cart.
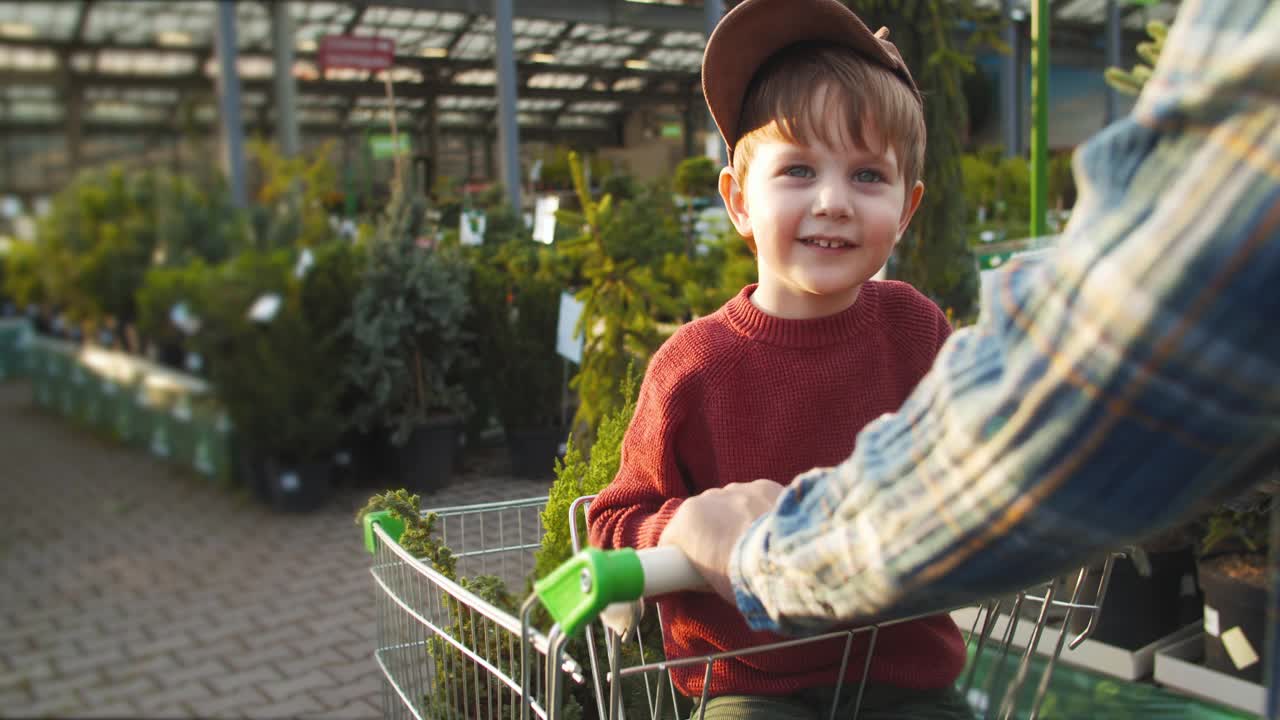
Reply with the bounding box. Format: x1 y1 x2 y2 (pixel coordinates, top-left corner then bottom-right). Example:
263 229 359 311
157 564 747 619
363 495 1119 720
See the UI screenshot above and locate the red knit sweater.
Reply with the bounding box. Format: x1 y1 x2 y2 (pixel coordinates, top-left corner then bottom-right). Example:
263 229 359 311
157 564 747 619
587 282 965 698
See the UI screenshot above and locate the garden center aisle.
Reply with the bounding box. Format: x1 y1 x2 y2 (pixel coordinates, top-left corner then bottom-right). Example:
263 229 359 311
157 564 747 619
0 380 550 718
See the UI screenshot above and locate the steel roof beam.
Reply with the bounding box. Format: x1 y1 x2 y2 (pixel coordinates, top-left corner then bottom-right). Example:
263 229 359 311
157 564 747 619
0 69 696 106
359 0 705 33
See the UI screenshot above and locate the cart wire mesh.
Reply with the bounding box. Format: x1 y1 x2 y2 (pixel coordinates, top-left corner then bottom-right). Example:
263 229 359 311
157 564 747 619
369 495 1117 720
369 496 586 720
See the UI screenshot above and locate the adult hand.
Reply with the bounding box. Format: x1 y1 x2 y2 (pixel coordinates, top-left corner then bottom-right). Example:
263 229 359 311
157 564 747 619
658 479 785 603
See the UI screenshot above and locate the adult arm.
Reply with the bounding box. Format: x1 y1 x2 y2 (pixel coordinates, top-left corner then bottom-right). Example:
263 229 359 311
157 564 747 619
726 0 1280 637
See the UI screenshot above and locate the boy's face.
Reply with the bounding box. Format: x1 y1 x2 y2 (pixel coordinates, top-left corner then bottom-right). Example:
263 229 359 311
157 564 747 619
720 112 924 319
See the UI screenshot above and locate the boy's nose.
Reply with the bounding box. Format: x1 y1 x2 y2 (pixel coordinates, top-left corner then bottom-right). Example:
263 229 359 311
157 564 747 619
813 182 854 219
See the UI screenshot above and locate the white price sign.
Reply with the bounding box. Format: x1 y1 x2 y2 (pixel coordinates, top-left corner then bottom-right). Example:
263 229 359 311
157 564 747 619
556 291 585 364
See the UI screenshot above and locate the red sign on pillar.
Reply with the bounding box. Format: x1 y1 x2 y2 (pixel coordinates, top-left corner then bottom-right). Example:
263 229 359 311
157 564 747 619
317 35 395 71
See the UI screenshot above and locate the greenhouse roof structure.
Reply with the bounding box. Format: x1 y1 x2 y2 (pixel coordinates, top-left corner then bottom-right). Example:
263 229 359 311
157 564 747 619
0 0 1181 197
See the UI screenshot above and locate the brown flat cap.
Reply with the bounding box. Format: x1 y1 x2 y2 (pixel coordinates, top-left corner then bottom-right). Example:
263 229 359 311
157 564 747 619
702 0 922 161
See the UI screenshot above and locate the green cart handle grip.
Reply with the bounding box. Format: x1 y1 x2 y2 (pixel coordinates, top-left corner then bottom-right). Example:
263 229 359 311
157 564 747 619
535 546 706 637
362 510 406 556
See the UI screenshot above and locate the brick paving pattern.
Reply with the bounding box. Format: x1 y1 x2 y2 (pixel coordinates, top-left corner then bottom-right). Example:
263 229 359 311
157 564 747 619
0 380 553 718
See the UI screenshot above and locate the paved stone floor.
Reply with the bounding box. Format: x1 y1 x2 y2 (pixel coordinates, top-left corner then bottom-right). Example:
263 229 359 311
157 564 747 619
0 380 552 718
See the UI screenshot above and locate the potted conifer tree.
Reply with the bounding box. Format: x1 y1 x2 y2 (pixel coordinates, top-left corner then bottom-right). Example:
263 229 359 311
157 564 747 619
348 180 472 491
1197 488 1272 684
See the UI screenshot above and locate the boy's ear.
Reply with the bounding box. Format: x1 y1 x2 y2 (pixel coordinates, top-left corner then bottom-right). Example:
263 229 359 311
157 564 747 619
718 166 752 240
896 181 925 240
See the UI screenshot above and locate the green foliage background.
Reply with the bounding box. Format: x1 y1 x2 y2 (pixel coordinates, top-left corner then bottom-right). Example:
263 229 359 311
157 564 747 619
850 0 990 318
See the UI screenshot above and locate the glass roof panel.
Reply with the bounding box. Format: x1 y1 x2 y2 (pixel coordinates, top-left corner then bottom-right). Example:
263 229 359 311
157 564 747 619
517 98 563 112
436 111 480 126
454 68 497 86
451 32 495 60
611 77 646 92
88 101 167 123
0 1 79 42
659 30 705 47
646 47 701 70
557 114 607 128
527 73 588 90
568 100 622 114
1057 0 1105 23
290 2 353 25
438 96 495 111
0 45 58 70
3 85 56 101
557 43 632 67
96 50 196 76
514 18 567 38
569 23 649 44
8 101 60 121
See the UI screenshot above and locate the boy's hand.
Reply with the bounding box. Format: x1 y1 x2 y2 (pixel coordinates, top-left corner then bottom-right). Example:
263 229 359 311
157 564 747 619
658 479 785 603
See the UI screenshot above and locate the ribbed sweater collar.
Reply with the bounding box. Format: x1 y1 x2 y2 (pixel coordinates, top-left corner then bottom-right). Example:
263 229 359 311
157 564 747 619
722 283 879 348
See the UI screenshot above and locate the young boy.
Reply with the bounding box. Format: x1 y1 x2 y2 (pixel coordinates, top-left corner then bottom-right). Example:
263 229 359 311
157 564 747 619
587 0 970 717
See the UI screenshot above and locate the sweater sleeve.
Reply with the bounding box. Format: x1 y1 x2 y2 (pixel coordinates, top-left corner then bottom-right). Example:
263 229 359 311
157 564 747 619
587 341 698 550
935 306 954 355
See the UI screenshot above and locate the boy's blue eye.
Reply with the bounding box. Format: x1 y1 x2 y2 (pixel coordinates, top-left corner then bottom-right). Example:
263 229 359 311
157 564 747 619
854 169 885 183
783 165 814 178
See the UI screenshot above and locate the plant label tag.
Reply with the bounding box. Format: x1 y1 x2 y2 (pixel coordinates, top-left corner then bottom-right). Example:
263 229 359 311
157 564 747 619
194 441 213 475
1221 626 1260 671
1203 605 1220 637
294 248 315 278
170 302 202 335
556 291 585 364
151 425 169 458
248 294 283 324
280 472 301 493
460 210 486 246
533 194 559 244
173 396 192 422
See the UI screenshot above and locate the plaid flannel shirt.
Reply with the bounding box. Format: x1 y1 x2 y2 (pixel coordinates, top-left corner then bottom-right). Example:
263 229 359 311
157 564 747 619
730 0 1280 710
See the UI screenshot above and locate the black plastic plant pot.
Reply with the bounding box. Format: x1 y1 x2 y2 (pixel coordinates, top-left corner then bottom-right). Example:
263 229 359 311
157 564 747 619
262 457 332 513
396 418 461 491
1199 555 1266 684
1068 547 1202 650
506 426 564 479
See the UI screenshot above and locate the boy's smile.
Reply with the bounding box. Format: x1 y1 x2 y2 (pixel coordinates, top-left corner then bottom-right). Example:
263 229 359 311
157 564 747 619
721 114 924 320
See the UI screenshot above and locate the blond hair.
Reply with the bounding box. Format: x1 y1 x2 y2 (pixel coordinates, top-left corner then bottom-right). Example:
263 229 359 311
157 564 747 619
732 42 925 193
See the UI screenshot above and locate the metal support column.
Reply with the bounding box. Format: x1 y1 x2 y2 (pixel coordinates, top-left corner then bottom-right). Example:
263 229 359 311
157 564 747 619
425 93 439 192
485 133 496 183
270 1 300 157
493 0 521 210
63 86 83 174
682 98 696 159
1030 0 1049 239
1000 0 1020 157
214 0 248 208
703 0 725 164
1104 0 1121 125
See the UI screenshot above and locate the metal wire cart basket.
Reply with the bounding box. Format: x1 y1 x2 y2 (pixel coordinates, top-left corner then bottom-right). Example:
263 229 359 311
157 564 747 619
362 495 1117 720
